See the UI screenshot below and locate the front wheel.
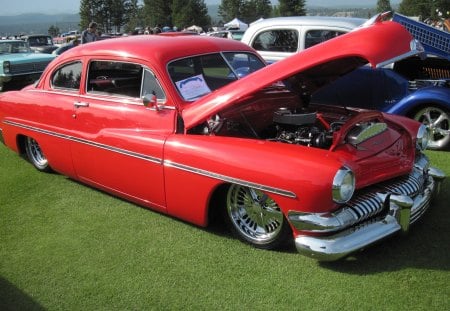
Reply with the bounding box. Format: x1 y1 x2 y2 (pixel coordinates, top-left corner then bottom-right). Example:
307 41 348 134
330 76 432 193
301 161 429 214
413 106 450 150
225 184 291 250
24 137 51 172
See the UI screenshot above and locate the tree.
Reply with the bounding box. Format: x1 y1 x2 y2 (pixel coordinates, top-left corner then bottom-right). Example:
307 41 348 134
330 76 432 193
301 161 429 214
278 0 306 17
219 0 272 24
143 0 172 28
219 0 244 22
172 0 211 30
376 0 392 13
399 0 450 20
241 0 272 22
124 0 145 33
48 25 60 37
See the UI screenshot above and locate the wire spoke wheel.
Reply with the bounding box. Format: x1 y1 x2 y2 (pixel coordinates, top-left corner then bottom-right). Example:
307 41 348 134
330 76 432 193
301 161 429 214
226 184 288 248
414 106 450 150
25 137 50 172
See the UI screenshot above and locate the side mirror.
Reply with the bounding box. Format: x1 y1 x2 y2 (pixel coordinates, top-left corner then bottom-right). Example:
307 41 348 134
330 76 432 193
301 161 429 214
143 92 162 111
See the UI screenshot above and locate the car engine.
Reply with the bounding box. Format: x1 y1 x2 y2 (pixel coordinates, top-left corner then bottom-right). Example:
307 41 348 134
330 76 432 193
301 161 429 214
268 108 344 149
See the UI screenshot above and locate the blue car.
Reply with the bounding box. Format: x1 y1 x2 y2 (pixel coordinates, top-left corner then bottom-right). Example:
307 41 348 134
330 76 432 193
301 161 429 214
311 14 450 150
0 40 55 92
311 55 450 150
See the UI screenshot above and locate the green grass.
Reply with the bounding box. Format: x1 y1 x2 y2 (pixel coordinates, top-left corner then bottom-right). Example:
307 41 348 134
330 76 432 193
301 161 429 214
1 144 449 310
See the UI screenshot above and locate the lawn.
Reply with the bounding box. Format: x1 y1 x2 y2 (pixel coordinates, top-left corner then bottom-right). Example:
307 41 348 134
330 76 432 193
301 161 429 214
1 144 449 310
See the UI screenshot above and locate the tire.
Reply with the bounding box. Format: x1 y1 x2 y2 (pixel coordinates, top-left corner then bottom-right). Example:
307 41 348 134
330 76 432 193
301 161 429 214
413 106 450 150
24 137 51 172
225 184 291 250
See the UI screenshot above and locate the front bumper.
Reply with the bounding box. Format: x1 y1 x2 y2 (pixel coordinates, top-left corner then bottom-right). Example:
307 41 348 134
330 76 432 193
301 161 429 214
288 156 446 261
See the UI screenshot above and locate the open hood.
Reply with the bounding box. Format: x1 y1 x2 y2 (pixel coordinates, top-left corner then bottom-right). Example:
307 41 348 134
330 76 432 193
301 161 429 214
182 20 423 130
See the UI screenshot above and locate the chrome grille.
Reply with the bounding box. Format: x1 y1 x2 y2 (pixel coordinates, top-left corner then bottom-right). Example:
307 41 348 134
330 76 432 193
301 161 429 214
344 171 426 225
379 174 422 197
345 193 384 222
10 61 51 74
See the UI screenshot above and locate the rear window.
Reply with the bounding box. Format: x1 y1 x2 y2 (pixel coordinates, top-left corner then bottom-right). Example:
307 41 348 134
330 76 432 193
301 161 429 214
252 29 299 52
168 52 265 101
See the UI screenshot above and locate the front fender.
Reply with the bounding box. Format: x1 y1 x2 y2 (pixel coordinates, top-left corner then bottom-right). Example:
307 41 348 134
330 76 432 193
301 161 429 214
163 135 344 225
386 86 450 115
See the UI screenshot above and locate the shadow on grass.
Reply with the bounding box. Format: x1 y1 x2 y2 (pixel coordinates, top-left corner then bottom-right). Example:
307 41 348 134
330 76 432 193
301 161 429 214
0 278 45 311
320 183 450 274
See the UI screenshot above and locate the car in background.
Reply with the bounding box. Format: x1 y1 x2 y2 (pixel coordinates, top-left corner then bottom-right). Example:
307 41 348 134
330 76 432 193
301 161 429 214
21 34 58 54
312 13 450 150
52 39 80 56
241 16 366 63
0 40 55 91
0 20 445 261
207 30 245 40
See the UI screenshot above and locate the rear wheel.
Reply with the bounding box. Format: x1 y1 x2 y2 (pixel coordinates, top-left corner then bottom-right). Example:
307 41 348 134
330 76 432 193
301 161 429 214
225 184 291 249
413 106 450 150
24 137 51 172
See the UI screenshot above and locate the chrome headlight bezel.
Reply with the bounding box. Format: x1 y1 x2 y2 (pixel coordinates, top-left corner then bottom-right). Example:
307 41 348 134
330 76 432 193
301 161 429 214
3 61 10 74
416 124 430 151
332 167 355 204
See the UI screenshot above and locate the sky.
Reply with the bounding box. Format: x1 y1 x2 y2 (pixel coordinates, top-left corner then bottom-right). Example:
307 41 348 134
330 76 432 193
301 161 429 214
0 0 401 16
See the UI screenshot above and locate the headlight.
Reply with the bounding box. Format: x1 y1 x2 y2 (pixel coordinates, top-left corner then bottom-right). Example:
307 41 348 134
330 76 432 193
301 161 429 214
416 124 429 151
3 61 10 74
332 167 355 203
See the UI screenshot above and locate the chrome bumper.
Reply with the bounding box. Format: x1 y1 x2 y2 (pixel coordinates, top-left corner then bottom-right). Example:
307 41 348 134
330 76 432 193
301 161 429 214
289 160 445 261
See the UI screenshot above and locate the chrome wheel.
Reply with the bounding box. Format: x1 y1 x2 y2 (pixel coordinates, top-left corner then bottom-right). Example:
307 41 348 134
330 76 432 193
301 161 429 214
226 184 287 248
25 137 50 171
414 106 450 150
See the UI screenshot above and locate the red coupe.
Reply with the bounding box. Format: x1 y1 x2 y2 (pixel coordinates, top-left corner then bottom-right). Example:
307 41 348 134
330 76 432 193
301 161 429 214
0 18 445 260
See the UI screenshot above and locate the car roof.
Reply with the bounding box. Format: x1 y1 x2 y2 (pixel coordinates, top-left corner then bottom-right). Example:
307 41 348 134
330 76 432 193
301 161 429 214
0 40 25 43
58 34 257 64
247 16 366 30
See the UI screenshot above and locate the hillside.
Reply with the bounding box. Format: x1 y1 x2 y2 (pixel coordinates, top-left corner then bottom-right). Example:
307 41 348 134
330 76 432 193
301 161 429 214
0 1 395 36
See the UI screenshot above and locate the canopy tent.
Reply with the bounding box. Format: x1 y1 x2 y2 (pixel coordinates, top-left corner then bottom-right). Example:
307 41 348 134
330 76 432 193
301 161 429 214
224 18 248 31
186 25 203 33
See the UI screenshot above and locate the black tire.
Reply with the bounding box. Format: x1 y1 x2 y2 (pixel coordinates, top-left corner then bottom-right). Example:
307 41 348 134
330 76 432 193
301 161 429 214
24 137 52 172
225 184 292 250
413 106 450 150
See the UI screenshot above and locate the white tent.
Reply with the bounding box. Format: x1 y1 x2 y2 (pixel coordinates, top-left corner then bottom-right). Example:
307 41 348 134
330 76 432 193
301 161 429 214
224 18 248 31
186 25 203 33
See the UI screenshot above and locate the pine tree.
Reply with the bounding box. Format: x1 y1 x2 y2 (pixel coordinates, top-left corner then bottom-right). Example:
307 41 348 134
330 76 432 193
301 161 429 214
172 0 210 30
278 0 306 17
219 0 244 22
143 0 173 28
376 0 392 13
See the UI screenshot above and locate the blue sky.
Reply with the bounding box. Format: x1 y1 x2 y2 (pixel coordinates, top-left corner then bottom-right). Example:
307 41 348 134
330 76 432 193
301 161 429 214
1 0 400 15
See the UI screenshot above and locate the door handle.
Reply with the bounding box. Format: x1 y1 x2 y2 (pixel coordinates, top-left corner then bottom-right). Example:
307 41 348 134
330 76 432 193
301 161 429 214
74 101 89 108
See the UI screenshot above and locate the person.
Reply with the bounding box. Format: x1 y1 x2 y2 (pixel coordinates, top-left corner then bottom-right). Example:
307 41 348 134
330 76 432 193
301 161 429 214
81 22 98 44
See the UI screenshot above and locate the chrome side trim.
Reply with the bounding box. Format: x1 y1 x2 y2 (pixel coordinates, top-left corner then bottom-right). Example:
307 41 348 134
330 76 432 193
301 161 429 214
3 120 162 164
164 160 297 199
27 89 176 109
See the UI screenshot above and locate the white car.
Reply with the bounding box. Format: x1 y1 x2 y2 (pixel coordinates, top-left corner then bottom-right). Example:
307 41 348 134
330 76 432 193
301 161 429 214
241 16 366 63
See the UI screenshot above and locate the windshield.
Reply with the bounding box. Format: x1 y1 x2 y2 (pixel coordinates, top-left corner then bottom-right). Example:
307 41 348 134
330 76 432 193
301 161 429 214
0 41 31 54
28 36 53 46
168 52 265 101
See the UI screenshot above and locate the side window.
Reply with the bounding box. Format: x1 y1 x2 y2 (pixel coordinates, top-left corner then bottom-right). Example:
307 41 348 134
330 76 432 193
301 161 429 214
52 61 82 90
142 69 166 101
252 29 298 53
87 60 143 98
305 30 346 49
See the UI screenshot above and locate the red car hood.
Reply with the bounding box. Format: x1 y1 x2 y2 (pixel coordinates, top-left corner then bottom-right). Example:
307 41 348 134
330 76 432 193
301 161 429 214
182 20 423 130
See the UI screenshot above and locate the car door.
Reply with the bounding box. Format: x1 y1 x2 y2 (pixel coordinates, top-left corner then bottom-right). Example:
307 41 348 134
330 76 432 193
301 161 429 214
70 59 174 211
22 60 83 178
